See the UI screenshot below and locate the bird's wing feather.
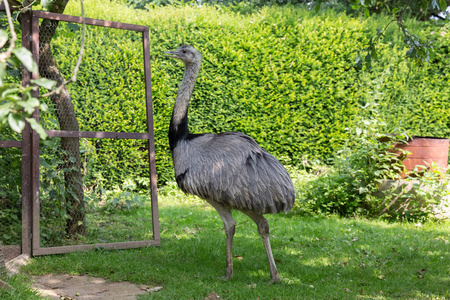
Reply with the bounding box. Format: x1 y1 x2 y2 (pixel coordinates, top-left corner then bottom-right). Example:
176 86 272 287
172 132 295 214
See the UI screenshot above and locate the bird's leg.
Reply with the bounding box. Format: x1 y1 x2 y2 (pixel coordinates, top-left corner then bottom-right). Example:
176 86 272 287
207 201 236 280
242 210 281 283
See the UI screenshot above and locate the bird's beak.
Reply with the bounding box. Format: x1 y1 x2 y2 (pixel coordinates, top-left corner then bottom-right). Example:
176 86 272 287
164 50 179 59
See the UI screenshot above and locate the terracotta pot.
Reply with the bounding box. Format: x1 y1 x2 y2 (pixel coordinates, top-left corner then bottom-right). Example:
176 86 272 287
394 136 449 177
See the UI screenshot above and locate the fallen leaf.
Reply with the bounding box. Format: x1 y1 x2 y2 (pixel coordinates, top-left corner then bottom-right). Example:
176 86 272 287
418 269 426 275
343 261 348 266
378 275 386 280
351 237 358 242
274 258 283 264
248 283 257 289
233 255 243 260
345 288 352 292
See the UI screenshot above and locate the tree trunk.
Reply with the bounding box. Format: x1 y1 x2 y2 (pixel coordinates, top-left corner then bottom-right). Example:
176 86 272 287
37 0 86 237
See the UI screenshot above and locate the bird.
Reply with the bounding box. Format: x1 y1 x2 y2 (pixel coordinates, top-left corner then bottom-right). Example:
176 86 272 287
164 45 295 283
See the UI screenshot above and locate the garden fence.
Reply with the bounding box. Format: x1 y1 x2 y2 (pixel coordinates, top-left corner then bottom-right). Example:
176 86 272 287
0 9 160 261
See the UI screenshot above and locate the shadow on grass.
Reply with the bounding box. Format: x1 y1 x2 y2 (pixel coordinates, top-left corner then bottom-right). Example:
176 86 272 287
22 203 450 299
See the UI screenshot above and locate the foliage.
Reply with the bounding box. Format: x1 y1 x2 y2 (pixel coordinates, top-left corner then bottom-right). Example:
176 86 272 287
20 190 450 299
0 274 43 300
294 102 449 221
1 2 449 238
0 146 21 244
117 0 449 67
346 0 450 19
0 0 58 138
56 1 449 190
348 0 449 69
0 42 54 139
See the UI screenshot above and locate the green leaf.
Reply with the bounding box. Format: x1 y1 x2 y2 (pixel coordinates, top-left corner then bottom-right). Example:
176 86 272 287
39 158 52 169
17 97 39 114
12 47 38 74
31 78 57 89
40 102 48 112
0 102 12 119
364 8 370 18
8 112 25 133
25 117 48 139
440 0 447 11
314 2 321 13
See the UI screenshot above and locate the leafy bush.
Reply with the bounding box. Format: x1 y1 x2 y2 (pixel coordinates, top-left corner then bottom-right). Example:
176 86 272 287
1 1 446 196
53 2 446 190
294 104 449 221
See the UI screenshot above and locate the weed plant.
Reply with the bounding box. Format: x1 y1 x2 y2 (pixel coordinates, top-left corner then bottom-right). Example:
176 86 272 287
295 102 449 221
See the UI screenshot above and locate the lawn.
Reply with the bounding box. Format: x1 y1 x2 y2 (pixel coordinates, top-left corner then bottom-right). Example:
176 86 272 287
3 186 449 299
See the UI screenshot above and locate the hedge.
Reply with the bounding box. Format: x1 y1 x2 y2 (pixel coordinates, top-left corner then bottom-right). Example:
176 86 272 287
35 0 450 189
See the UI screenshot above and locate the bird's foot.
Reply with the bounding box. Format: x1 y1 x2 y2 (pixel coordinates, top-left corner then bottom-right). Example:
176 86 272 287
268 274 281 284
219 272 233 282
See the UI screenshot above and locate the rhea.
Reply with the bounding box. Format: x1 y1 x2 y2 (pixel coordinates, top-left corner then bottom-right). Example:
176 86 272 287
165 45 295 283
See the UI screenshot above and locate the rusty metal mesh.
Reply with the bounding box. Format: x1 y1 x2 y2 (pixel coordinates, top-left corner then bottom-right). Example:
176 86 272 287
37 21 152 248
39 21 146 133
0 147 22 253
39 137 152 247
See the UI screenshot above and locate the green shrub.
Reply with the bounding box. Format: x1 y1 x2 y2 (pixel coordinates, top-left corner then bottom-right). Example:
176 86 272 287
28 1 450 190
294 104 449 221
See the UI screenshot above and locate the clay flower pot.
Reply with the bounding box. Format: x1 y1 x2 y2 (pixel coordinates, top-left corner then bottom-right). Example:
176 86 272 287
394 136 449 178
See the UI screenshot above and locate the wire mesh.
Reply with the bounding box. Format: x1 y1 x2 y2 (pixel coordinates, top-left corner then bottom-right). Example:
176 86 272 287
0 147 22 247
39 137 153 248
38 20 147 133
33 16 155 249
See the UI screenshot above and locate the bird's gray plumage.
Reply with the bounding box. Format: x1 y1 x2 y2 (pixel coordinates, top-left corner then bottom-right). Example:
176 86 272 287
173 132 294 214
165 44 295 283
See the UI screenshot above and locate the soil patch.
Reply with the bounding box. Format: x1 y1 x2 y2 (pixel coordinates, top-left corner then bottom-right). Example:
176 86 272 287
32 274 161 300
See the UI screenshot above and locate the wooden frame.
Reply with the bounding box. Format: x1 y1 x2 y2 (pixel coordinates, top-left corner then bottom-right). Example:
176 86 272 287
25 11 160 256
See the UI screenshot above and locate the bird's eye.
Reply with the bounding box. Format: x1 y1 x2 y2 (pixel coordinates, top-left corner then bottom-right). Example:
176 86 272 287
182 50 186 54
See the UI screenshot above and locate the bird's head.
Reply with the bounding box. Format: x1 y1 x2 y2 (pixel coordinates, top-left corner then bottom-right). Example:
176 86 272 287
164 45 202 65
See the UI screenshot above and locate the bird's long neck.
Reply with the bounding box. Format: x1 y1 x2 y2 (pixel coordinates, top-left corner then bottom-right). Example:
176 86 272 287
169 61 201 151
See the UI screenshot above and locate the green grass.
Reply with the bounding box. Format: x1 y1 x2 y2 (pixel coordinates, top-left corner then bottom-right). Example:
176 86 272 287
12 186 450 300
0 274 43 300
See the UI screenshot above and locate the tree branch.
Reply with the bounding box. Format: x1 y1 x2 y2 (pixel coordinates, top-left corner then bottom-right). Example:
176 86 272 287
0 0 17 63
